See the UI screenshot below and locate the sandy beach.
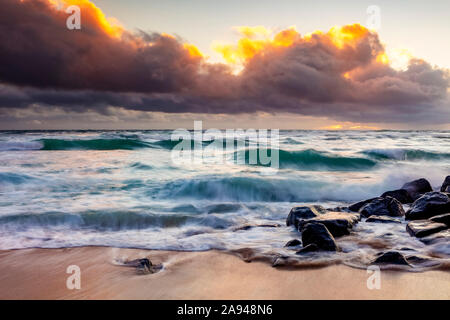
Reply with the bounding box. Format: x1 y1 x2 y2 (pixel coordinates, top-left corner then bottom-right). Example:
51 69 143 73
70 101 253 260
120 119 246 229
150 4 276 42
0 247 448 300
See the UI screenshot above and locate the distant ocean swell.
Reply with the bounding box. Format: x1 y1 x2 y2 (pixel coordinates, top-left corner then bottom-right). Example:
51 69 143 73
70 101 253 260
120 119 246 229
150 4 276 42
1 138 449 174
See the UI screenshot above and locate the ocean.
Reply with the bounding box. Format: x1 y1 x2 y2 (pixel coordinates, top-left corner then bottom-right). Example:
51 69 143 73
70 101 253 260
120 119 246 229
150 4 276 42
1 130 449 269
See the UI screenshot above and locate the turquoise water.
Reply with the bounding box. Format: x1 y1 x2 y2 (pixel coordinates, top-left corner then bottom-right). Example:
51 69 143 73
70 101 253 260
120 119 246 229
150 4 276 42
0 130 449 268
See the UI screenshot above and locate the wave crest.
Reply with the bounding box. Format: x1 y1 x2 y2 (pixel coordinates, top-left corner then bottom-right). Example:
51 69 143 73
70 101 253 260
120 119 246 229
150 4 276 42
362 148 450 160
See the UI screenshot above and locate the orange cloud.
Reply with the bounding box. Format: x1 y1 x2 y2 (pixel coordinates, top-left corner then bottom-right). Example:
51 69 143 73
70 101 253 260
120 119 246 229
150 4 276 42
213 26 301 65
214 23 388 68
49 0 124 38
183 43 204 58
326 24 369 49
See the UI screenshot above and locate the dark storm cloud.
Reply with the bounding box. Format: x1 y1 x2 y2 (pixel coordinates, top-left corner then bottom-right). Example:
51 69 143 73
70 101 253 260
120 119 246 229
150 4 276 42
0 0 449 126
0 0 201 93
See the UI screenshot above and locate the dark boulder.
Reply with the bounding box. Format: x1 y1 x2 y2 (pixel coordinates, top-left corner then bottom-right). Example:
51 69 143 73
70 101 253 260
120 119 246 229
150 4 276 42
381 189 413 204
440 176 450 192
348 197 378 212
296 243 319 254
331 206 352 213
285 239 302 247
359 196 405 217
405 192 450 220
365 216 402 224
300 222 338 251
401 178 433 201
298 211 360 237
430 213 450 226
406 220 448 238
419 229 450 245
372 251 410 266
286 205 327 228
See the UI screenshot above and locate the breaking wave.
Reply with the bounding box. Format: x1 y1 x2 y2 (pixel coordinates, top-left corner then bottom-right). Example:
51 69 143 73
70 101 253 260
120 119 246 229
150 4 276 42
362 148 450 161
236 149 377 171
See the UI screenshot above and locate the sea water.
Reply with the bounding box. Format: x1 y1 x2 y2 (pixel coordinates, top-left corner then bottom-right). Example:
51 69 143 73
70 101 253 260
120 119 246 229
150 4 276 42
0 130 449 269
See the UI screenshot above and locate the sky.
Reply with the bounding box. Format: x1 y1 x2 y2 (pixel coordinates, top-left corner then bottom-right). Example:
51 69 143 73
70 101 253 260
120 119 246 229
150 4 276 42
0 0 449 130
93 0 450 69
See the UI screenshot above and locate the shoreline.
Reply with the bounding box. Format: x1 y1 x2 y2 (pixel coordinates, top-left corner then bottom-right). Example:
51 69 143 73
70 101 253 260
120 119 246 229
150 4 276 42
0 247 448 300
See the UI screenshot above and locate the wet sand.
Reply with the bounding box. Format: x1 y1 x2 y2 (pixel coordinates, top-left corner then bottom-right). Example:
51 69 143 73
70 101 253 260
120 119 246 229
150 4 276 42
0 247 448 300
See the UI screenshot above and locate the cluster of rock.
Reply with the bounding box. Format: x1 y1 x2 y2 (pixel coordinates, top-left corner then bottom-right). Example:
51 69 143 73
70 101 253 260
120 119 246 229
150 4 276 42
123 258 163 274
285 176 450 265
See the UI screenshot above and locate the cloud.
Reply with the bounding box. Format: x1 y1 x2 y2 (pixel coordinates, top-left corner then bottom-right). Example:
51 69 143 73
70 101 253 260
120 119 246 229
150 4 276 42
0 0 449 127
0 0 202 93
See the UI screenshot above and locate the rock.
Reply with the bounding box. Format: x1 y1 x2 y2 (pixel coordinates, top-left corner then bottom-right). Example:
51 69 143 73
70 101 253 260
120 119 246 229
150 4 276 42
359 196 405 217
124 258 152 268
404 255 440 268
406 220 448 238
233 223 281 231
365 216 402 224
298 211 360 237
348 197 378 212
285 239 302 247
430 213 450 226
296 244 319 254
124 258 163 274
286 205 327 228
440 175 450 192
300 222 338 251
401 178 433 201
381 189 413 204
420 229 450 245
331 206 352 213
372 251 410 266
405 192 450 220
138 258 152 268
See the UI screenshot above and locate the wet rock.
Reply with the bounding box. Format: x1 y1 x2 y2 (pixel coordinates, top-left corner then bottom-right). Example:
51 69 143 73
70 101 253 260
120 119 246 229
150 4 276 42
296 243 319 254
381 189 413 204
440 175 450 192
404 255 441 268
430 213 450 226
124 258 152 268
233 223 281 231
331 206 352 213
300 222 338 251
286 205 327 228
406 220 448 238
359 196 405 217
372 251 410 266
348 197 378 212
365 215 402 224
139 258 151 269
298 211 360 237
420 229 450 245
285 239 302 247
405 192 450 220
124 258 162 274
401 178 433 201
